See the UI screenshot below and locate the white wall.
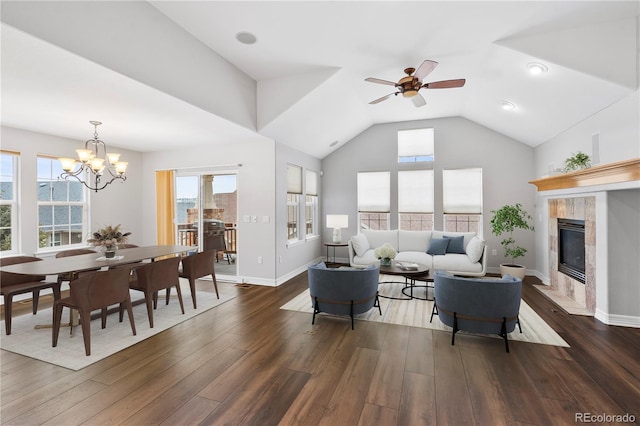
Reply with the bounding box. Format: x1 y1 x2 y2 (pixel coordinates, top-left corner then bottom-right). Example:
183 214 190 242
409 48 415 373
274 143 323 284
142 139 278 285
321 116 537 270
1 125 143 255
533 90 640 279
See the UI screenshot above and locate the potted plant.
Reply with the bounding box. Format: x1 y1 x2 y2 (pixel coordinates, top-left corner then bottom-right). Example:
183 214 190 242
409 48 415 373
87 224 131 258
374 243 397 267
563 151 591 173
490 203 534 279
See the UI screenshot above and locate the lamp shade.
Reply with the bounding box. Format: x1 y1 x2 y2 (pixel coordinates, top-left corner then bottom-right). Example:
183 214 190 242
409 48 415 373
326 215 348 229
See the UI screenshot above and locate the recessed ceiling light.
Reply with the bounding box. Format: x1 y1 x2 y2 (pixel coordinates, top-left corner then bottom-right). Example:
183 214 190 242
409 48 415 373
235 31 257 45
527 62 548 75
501 101 516 111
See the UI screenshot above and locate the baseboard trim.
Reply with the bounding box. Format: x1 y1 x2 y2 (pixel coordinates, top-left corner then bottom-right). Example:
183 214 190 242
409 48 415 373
595 309 640 328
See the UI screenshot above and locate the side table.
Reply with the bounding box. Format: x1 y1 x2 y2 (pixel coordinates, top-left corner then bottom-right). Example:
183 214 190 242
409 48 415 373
324 242 348 265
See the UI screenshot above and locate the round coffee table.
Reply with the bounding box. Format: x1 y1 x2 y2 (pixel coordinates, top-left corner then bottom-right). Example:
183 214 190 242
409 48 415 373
378 261 431 300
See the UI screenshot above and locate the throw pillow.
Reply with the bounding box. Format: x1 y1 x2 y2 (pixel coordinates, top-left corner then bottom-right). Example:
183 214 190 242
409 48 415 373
465 236 485 263
444 235 466 254
427 238 449 255
351 234 371 257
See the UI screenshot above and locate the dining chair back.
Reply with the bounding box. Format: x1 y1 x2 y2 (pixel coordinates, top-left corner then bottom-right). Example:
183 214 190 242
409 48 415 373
55 248 100 282
180 250 220 309
0 256 61 335
52 266 136 356
129 256 184 328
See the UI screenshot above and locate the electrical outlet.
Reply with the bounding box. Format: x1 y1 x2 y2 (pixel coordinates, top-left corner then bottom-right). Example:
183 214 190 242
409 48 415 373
492 249 497 256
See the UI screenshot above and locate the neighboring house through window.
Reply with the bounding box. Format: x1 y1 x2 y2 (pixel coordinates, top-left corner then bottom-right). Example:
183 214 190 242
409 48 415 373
37 156 88 249
0 151 18 253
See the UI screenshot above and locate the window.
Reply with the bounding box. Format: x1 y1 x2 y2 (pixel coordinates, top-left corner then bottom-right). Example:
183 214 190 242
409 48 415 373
305 170 318 238
443 168 483 235
357 171 390 231
398 170 434 231
0 151 18 253
37 156 88 249
398 128 434 163
287 164 302 242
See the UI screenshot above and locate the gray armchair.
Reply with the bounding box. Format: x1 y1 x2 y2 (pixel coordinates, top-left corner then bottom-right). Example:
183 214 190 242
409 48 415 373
307 263 381 329
430 271 522 352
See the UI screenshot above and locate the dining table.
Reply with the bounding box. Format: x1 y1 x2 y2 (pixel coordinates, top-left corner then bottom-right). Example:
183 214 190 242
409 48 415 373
0 245 196 329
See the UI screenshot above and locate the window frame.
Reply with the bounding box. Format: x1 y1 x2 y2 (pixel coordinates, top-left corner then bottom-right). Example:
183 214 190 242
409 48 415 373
286 164 303 244
442 168 483 237
36 155 89 251
397 128 435 163
0 151 19 254
304 170 319 240
398 169 434 231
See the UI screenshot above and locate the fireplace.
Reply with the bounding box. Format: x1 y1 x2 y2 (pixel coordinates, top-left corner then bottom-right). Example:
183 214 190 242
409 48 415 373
558 219 586 284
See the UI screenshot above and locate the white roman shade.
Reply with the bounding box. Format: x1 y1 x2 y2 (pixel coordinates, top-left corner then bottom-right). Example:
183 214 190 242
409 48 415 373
305 170 318 196
398 170 434 213
287 164 302 194
357 171 390 212
443 168 483 214
398 128 434 158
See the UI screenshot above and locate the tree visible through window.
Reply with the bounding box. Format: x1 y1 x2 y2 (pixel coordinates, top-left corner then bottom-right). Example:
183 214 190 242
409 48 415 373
37 156 87 248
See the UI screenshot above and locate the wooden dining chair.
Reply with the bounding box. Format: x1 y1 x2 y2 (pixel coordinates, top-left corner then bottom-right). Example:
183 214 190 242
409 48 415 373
180 250 220 309
129 256 184 328
52 266 136 356
0 256 61 335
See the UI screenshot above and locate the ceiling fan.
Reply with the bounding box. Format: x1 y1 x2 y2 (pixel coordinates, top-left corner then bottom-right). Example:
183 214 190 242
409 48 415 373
365 60 465 107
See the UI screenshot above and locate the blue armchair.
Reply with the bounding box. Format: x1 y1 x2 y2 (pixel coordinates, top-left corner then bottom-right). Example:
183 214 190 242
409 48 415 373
307 263 381 329
430 271 522 352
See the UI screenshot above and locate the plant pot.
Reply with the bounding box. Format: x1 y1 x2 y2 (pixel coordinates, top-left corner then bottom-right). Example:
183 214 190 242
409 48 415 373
105 250 116 259
500 264 526 279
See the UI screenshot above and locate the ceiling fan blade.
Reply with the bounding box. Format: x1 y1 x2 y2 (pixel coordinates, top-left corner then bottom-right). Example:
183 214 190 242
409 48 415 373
365 77 398 87
413 60 438 81
411 93 426 107
423 79 466 89
369 93 397 104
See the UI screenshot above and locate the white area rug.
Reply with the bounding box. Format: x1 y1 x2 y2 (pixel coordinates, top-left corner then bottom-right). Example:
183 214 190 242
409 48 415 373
281 276 569 348
0 283 235 370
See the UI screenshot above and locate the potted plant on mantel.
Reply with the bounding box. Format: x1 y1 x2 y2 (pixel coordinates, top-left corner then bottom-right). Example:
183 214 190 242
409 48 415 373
490 203 534 279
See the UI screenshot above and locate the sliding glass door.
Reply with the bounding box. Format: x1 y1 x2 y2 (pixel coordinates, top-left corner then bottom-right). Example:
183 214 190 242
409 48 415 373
175 172 237 281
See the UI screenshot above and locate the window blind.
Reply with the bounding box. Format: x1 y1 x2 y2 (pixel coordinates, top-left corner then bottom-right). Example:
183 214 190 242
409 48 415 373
357 171 390 212
305 170 318 196
398 128 434 157
287 164 302 194
398 170 434 213
443 168 483 214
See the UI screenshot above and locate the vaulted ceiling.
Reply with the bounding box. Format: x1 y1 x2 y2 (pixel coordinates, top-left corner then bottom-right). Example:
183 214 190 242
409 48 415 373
1 1 638 159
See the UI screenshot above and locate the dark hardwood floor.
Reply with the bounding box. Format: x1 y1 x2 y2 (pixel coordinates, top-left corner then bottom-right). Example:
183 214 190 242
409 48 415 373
1 273 639 425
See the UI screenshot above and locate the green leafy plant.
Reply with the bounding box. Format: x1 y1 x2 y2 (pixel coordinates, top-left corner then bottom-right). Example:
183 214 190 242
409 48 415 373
563 151 591 173
490 203 534 265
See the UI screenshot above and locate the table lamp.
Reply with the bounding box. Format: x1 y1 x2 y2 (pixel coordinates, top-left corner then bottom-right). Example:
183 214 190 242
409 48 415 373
326 214 349 243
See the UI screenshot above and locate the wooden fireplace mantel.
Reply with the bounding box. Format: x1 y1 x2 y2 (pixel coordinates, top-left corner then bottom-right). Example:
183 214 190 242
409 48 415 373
529 158 640 192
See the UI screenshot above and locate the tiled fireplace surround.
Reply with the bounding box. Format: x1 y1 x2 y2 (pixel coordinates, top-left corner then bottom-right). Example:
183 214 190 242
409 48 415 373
548 197 596 314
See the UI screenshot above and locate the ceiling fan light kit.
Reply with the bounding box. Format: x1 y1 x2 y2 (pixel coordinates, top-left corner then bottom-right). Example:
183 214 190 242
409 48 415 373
365 59 465 107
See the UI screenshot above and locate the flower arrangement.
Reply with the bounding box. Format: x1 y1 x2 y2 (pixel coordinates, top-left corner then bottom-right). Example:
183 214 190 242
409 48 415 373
87 224 131 251
374 243 397 261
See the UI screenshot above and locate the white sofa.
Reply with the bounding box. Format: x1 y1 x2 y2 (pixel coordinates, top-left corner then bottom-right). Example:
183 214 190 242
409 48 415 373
348 230 487 277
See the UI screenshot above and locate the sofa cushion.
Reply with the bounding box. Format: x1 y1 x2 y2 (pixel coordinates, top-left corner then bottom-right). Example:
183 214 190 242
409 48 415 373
364 230 399 251
353 249 378 266
427 238 449 255
444 235 465 254
432 231 476 249
465 236 485 263
433 253 483 274
351 234 371 257
398 230 431 252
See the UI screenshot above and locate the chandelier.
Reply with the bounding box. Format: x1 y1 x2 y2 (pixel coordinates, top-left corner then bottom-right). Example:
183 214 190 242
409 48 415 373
58 121 128 192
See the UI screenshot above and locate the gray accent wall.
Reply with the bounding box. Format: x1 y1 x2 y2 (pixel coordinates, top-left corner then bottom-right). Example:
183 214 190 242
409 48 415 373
321 116 537 270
